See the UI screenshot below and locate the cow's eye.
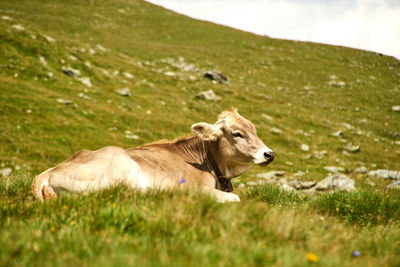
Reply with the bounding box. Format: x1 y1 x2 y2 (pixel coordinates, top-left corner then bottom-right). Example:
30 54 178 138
232 132 244 138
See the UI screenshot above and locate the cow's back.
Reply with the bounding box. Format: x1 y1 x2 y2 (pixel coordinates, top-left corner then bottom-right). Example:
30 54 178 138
46 146 143 194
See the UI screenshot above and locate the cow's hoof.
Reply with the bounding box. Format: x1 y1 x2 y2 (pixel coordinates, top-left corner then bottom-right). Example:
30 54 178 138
219 193 240 203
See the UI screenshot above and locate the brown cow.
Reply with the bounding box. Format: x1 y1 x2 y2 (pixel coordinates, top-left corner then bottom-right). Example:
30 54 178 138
32 109 274 202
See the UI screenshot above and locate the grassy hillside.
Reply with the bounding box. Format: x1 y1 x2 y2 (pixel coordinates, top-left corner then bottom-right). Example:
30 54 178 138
0 0 399 266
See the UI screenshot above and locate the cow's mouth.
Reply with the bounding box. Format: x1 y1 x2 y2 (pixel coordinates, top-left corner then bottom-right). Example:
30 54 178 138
259 161 271 167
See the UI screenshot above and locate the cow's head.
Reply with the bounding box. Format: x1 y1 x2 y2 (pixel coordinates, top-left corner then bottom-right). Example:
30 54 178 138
192 109 274 178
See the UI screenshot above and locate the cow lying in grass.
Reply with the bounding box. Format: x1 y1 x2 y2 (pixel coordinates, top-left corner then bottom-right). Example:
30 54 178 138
32 109 274 202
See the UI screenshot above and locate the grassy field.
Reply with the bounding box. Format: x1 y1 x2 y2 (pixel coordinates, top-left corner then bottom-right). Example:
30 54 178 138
0 0 399 265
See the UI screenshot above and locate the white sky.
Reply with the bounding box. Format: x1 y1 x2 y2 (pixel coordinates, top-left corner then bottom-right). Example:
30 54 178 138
146 0 400 59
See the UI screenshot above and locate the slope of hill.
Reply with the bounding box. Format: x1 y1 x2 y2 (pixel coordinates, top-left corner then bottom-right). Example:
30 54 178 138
0 0 399 266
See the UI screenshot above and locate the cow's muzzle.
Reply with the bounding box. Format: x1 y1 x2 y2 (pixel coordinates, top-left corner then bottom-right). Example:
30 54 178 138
263 151 274 164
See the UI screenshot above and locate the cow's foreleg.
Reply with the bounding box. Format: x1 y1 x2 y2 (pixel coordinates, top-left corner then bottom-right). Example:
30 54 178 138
202 187 240 203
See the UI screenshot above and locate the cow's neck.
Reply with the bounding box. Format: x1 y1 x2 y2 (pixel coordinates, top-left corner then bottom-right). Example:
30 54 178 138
174 136 232 190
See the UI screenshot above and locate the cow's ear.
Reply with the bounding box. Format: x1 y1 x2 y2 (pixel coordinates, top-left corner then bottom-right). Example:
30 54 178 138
191 122 223 141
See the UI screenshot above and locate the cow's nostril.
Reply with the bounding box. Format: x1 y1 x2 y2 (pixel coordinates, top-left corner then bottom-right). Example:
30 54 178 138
264 151 274 162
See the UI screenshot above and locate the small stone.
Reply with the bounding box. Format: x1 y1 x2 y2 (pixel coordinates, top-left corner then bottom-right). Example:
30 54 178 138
39 56 48 66
355 166 368 173
1 15 13 21
122 72 134 79
277 178 288 185
115 88 131 96
387 181 400 189
300 181 316 189
289 179 300 189
392 106 400 112
89 48 96 55
0 168 12 177
345 143 360 152
301 144 310 152
270 127 283 135
164 71 177 77
258 94 272 100
332 130 344 137
42 34 55 43
125 134 139 140
203 70 228 83
366 181 376 186
78 92 91 100
280 184 295 192
62 66 81 77
314 174 356 192
368 169 400 180
11 24 24 31
124 130 139 140
328 80 346 87
257 171 285 180
95 44 107 52
261 113 273 121
77 77 92 87
314 150 328 159
324 166 345 173
56 99 72 105
195 90 221 102
294 171 305 177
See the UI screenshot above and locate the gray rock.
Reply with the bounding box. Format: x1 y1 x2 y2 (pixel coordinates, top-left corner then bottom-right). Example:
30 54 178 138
332 130 344 137
368 169 400 180
277 178 288 185
115 88 131 97
294 171 305 177
0 167 12 177
355 166 368 173
62 66 81 77
345 143 360 152
314 150 328 159
203 70 228 83
195 90 221 101
124 130 139 140
324 166 345 173
314 174 356 192
392 106 400 112
246 180 269 186
387 181 400 189
261 113 273 121
257 171 285 180
280 184 296 192
300 181 317 189
95 44 107 52
77 77 92 88
289 179 300 189
56 99 72 105
301 144 310 152
270 127 283 135
122 72 134 79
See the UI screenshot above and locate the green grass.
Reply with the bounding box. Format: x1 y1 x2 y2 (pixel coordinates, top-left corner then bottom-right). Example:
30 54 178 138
1 0 400 265
313 189 400 226
1 173 400 266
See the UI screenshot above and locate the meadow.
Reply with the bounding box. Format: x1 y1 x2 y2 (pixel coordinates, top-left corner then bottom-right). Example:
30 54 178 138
0 0 399 265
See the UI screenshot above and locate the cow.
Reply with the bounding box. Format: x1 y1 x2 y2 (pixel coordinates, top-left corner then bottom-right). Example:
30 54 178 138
32 109 274 202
